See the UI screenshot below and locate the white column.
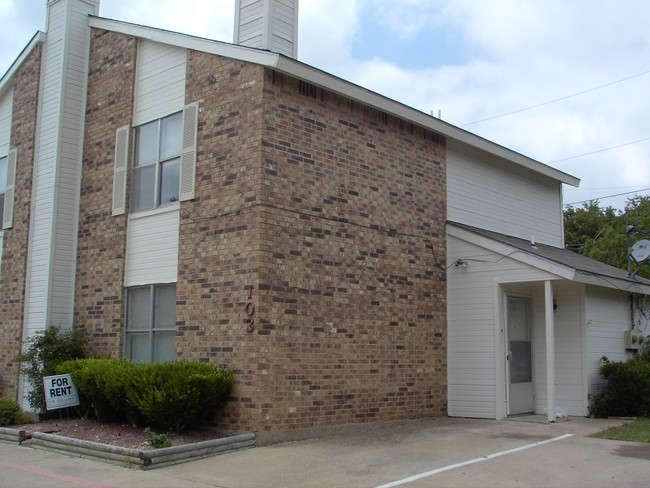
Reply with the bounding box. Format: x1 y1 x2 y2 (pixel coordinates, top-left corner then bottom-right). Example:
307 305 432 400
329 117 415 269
545 280 556 422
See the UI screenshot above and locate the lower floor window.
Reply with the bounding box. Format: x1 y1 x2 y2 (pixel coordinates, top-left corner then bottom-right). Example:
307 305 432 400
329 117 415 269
125 283 176 363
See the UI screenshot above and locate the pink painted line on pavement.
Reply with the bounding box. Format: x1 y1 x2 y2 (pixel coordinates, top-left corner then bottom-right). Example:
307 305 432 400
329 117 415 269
0 459 117 488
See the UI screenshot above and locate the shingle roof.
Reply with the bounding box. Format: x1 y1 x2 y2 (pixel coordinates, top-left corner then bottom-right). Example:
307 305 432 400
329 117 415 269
448 221 650 287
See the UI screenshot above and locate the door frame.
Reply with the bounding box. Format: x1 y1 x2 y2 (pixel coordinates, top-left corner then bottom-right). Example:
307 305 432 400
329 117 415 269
505 294 534 415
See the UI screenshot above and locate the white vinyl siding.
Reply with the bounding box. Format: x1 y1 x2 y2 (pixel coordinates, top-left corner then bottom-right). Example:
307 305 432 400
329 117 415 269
447 236 559 419
133 40 187 127
532 282 587 417
235 0 299 57
124 206 180 287
23 0 96 337
447 146 564 247
585 286 634 399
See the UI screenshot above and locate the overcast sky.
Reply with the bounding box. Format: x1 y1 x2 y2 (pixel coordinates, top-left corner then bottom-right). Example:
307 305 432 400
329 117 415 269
1 0 649 212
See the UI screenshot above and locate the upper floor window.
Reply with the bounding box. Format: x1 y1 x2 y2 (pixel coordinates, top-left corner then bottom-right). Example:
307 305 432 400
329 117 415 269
112 103 198 217
0 155 6 221
131 112 182 211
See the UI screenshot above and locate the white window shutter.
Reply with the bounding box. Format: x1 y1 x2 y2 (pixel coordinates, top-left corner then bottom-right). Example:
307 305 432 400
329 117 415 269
2 148 17 229
112 125 130 216
179 102 198 202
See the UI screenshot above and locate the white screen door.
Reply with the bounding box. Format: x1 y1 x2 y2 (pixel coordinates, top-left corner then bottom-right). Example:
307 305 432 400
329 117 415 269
507 297 534 414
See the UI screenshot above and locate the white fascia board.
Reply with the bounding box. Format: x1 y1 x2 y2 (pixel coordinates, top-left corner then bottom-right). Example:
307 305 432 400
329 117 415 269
0 32 46 98
88 17 280 67
89 16 580 188
448 225 576 280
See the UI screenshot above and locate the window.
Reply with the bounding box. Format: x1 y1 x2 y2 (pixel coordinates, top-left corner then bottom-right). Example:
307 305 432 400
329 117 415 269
112 103 197 216
131 112 182 211
125 284 176 363
0 155 7 222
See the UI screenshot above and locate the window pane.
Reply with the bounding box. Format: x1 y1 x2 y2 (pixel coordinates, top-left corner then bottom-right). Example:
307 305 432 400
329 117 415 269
510 341 532 383
127 287 151 331
135 121 158 166
153 332 175 362
131 165 156 211
154 284 176 329
160 158 180 205
0 193 4 223
160 112 182 160
126 332 150 363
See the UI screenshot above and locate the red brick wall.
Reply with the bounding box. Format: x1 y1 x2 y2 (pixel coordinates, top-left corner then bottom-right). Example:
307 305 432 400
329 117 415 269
177 51 267 430
74 29 137 356
0 44 42 398
178 51 447 441
254 72 447 441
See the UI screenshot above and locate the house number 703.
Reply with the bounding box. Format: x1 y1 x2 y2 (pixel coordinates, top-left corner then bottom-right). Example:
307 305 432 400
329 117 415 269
245 285 255 333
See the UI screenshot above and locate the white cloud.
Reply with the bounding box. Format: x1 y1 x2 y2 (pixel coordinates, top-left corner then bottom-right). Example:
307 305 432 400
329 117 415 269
1 0 648 210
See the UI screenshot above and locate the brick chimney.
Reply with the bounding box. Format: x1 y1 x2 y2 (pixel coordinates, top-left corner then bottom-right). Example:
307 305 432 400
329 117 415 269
234 0 299 58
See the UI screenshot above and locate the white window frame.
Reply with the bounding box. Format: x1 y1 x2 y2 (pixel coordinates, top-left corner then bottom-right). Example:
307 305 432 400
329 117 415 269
125 283 177 363
131 112 182 212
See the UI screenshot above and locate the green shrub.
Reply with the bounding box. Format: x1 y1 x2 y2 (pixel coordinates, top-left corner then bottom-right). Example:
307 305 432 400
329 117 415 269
56 358 139 423
0 396 32 426
14 327 88 412
55 358 233 432
127 361 234 433
145 427 172 448
590 354 650 418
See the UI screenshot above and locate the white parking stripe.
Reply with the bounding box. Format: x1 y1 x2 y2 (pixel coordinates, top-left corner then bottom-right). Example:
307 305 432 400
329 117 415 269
374 433 574 488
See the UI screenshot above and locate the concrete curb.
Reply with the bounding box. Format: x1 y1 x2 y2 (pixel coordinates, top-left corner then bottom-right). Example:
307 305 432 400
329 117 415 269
1 427 255 469
0 427 27 444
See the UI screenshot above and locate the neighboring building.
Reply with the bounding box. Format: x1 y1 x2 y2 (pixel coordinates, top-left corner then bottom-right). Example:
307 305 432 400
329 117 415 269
0 0 647 443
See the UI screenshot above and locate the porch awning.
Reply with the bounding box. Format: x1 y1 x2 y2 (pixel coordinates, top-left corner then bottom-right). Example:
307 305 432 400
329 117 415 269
448 221 650 295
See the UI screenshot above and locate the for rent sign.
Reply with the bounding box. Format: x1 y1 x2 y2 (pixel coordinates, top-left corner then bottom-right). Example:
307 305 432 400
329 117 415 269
43 374 80 411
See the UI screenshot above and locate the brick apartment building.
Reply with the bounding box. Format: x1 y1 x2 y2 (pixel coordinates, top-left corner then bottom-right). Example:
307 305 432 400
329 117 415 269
2 0 647 443
1 0 447 443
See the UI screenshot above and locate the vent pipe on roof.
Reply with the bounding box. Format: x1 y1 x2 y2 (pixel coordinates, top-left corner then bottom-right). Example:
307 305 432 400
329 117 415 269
234 0 299 58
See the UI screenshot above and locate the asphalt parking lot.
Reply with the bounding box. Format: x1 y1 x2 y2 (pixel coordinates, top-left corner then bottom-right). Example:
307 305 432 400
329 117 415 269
1 416 649 488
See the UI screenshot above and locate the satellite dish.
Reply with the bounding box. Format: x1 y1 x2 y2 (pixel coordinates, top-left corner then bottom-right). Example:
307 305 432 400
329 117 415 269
630 239 650 263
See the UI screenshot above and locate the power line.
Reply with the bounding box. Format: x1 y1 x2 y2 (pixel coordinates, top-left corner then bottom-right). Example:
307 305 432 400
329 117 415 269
549 136 650 163
564 187 650 207
461 68 650 127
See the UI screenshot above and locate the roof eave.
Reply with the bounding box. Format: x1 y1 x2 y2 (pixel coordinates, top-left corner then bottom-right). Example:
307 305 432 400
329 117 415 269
90 15 579 188
0 31 46 98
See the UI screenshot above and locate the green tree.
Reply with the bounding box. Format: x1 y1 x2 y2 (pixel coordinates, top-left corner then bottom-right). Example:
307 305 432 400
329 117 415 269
564 195 650 279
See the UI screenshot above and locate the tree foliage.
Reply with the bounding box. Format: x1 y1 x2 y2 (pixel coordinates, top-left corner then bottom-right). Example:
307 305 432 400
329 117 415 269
564 195 650 279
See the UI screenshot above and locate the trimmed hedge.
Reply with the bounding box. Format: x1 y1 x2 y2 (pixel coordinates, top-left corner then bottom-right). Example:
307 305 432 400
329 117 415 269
127 361 234 433
0 396 32 426
56 358 139 423
56 359 233 432
590 352 650 418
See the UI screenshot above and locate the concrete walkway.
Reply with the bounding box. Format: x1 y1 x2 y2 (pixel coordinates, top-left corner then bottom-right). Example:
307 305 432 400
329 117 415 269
1 416 649 487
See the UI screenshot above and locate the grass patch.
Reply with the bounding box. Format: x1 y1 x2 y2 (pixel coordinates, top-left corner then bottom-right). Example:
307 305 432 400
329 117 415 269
591 418 650 443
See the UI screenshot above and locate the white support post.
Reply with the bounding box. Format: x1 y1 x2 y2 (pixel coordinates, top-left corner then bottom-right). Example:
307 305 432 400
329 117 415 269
545 280 556 422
